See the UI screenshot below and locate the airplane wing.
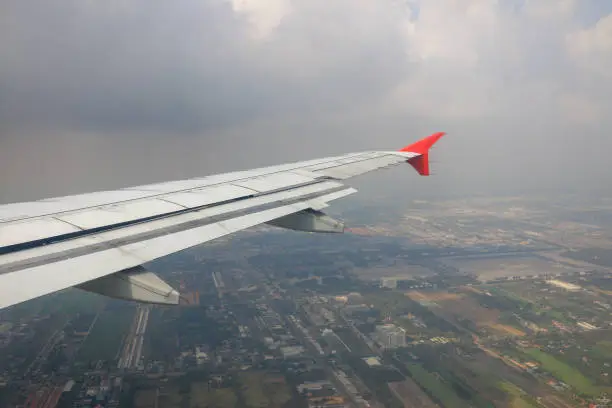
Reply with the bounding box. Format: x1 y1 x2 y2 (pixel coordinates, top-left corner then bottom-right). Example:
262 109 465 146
0 132 445 309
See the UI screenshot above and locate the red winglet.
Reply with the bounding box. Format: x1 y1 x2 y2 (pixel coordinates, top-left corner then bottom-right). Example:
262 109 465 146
399 132 446 176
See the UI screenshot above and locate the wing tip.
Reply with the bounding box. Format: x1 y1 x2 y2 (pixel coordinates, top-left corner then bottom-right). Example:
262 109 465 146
400 132 446 176
399 131 446 154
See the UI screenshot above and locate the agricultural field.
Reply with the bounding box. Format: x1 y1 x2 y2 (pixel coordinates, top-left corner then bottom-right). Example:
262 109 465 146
157 386 184 408
238 372 291 408
444 256 575 281
406 289 525 337
352 264 435 281
133 383 238 408
191 384 238 408
449 347 576 408
404 363 472 408
77 307 134 364
528 332 612 388
407 291 462 303
392 345 507 408
334 327 374 355
134 389 160 408
361 291 460 335
487 279 607 323
133 376 289 408
523 348 608 397
388 379 438 408
497 382 539 408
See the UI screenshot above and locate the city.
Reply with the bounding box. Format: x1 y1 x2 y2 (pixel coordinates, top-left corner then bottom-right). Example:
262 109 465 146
3 195 612 407
3 0 612 407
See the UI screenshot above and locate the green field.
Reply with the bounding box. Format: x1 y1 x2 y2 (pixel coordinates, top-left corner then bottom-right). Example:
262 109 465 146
524 348 603 396
239 372 291 408
593 340 612 357
157 386 183 408
134 381 238 408
77 308 135 363
363 291 413 317
406 363 471 408
191 383 237 408
241 373 267 408
0 322 12 334
498 382 539 408
134 389 160 408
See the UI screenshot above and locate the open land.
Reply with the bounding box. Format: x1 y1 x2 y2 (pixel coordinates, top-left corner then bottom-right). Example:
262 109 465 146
7 195 612 408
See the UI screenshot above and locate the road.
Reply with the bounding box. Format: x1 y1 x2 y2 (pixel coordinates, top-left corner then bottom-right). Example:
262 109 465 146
117 305 150 370
268 288 382 408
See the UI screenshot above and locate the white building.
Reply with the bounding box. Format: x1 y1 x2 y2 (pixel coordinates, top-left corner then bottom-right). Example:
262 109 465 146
362 356 382 366
380 278 397 289
195 346 209 365
374 324 406 349
280 346 305 358
547 279 581 291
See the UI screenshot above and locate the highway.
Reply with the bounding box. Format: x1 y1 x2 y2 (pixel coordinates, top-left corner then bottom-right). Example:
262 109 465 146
117 305 150 370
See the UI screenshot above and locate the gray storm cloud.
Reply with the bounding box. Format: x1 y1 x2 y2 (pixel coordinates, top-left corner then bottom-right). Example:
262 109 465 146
1 0 611 202
0 0 409 131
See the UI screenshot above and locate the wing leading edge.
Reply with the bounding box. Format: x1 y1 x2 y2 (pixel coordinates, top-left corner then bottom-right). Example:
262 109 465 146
0 132 445 309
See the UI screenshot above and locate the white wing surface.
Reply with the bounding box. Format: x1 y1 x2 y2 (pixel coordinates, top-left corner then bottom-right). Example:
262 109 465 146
0 132 445 309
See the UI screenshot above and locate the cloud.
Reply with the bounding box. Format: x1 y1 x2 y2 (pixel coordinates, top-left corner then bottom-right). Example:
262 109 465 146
382 0 592 120
0 0 412 133
568 13 612 73
0 0 611 202
230 0 291 41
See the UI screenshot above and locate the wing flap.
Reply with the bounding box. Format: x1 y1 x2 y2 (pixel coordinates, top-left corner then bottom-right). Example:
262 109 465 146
307 153 416 179
232 171 317 192
0 151 410 225
155 184 254 208
0 190 160 222
0 181 346 268
0 218 82 248
56 199 185 230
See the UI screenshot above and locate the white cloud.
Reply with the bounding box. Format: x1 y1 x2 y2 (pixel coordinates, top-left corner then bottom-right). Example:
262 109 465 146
558 93 603 124
2 0 609 125
402 0 501 67
1 0 612 200
231 0 291 41
523 0 577 20
566 13 612 79
366 0 611 122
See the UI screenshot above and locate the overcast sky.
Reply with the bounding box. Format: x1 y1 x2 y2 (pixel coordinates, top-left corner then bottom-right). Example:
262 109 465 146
1 0 611 203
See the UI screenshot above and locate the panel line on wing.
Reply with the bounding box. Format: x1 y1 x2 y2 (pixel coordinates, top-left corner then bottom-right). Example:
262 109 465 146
155 197 190 209
0 153 367 224
51 216 87 232
0 178 335 255
0 186 352 275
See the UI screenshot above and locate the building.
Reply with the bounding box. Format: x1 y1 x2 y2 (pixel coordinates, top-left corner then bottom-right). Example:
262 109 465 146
195 346 209 365
374 324 406 349
308 396 346 408
346 292 363 304
280 346 305 358
343 304 370 315
578 321 598 331
362 356 382 366
547 279 581 291
380 278 397 289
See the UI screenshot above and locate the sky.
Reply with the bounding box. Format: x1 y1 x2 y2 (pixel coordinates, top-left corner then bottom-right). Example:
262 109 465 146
1 0 611 203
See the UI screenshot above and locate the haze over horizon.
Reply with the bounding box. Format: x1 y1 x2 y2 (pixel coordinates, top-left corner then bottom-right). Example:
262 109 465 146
1 0 612 202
